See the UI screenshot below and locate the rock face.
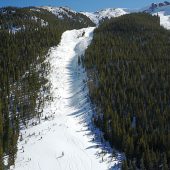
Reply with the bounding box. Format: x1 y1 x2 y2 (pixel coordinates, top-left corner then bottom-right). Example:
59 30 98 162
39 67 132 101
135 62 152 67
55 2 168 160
164 1 170 5
145 1 170 12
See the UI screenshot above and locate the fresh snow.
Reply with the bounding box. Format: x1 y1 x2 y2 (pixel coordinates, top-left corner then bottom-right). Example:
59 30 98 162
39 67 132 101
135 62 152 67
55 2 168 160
31 16 48 27
152 5 170 29
9 27 22 34
153 11 170 29
11 27 121 170
81 8 128 25
9 26 25 34
0 9 15 15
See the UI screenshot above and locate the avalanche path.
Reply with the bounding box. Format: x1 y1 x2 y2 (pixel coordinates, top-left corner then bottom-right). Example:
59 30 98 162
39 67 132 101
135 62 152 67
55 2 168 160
12 27 121 170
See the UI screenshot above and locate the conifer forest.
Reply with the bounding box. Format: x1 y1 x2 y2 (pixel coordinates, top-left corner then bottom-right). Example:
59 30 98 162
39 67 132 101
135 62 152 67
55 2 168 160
84 13 170 169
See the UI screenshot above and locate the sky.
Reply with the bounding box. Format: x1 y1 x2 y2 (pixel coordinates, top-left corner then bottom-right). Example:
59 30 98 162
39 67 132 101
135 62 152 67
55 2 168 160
0 0 166 12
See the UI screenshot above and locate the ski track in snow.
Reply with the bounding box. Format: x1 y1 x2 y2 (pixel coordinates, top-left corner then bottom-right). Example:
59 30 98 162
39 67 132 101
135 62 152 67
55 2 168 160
11 27 121 170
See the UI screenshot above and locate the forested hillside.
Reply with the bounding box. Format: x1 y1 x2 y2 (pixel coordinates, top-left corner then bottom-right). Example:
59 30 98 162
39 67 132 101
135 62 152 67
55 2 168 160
83 13 170 169
0 6 94 169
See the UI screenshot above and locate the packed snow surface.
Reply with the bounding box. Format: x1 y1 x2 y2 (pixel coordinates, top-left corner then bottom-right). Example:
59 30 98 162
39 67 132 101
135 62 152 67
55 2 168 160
11 27 121 170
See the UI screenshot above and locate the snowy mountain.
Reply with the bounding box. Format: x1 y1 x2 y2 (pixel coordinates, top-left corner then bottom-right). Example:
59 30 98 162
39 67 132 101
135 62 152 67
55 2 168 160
142 1 170 13
81 8 128 25
40 6 94 25
81 1 170 29
141 1 170 29
0 6 94 34
40 6 77 19
40 6 128 25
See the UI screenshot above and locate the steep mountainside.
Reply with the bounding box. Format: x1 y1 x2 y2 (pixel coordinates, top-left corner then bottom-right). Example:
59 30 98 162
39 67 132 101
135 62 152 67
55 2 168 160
0 6 95 33
0 6 94 169
0 2 170 170
41 6 94 26
83 13 170 170
12 27 120 170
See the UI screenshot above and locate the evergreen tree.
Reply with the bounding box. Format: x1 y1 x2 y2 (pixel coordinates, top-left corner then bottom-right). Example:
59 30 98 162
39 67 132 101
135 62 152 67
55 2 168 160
84 13 170 169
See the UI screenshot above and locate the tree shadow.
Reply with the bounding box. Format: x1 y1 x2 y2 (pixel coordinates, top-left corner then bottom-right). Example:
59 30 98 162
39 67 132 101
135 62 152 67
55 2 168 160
65 29 123 169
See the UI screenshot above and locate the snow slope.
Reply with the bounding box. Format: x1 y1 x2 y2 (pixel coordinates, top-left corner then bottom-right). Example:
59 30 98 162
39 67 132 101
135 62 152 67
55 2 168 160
41 6 77 19
154 10 170 29
82 8 128 25
41 4 170 29
11 27 121 170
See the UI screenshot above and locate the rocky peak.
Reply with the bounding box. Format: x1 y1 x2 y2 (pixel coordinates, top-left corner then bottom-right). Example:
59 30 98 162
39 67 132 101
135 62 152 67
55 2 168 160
149 1 170 11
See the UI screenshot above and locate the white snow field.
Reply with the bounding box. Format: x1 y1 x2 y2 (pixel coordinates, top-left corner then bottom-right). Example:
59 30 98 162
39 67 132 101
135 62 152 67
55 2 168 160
11 27 121 170
82 8 128 25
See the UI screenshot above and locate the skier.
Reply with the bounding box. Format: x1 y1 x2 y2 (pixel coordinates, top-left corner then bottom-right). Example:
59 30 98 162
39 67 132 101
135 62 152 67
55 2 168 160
82 31 85 37
62 151 64 156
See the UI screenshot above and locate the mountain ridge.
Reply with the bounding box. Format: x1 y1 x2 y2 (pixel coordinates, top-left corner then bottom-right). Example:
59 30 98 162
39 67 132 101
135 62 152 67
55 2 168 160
1 1 170 29
38 2 170 29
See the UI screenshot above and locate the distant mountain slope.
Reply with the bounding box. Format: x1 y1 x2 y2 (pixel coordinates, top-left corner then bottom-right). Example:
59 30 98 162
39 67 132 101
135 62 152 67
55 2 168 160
40 6 77 19
81 1 170 29
141 1 170 29
0 6 95 34
40 6 95 26
142 1 170 13
81 8 128 25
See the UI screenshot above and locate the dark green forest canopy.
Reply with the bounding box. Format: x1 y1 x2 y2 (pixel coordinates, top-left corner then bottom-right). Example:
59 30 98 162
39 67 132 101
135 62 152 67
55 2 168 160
83 13 170 169
0 6 94 169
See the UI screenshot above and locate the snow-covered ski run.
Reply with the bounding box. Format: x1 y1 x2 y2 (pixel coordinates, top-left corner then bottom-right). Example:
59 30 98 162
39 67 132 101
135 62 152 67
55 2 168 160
11 27 121 170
